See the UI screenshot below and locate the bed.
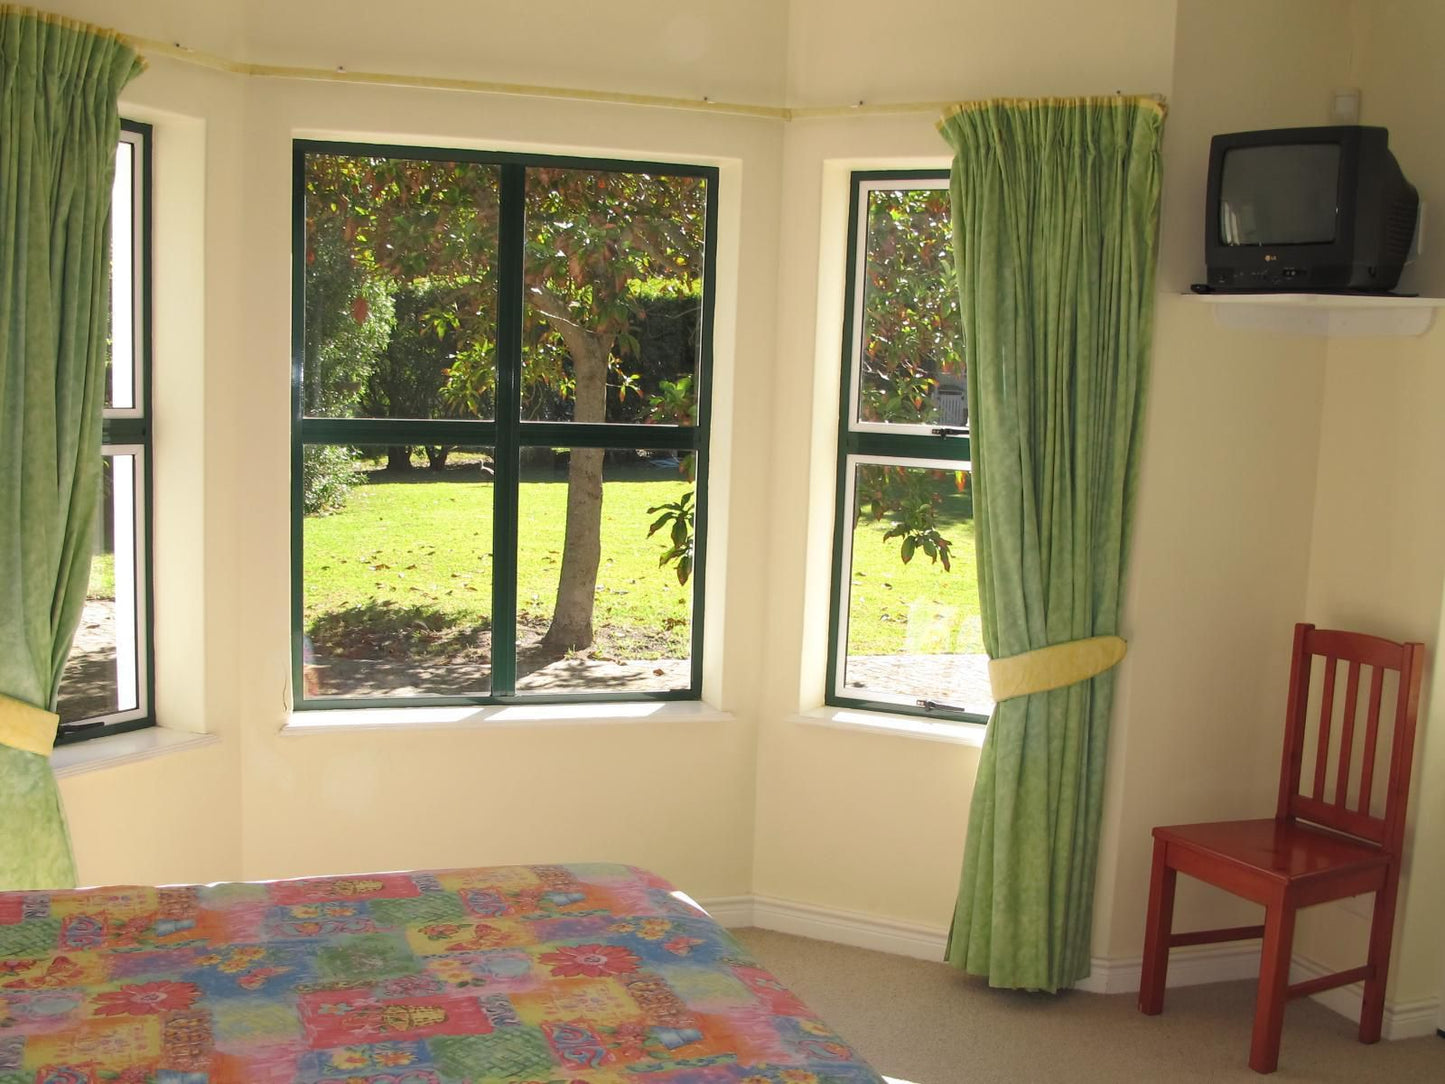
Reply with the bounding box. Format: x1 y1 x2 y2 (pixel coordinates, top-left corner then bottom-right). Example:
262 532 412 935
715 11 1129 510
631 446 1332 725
0 862 884 1083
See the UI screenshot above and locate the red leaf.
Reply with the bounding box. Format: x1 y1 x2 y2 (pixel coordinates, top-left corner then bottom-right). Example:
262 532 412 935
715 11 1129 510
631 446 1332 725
351 296 370 324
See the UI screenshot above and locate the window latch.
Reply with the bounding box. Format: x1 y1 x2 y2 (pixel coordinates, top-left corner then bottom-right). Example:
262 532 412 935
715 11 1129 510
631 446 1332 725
917 698 975 714
929 426 968 438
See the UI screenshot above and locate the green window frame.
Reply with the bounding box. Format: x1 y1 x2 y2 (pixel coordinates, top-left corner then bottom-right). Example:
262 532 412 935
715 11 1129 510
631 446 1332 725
825 170 989 724
56 120 157 744
291 140 718 709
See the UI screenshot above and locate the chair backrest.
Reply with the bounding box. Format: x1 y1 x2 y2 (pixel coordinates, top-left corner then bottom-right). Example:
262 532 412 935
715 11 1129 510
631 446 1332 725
1277 622 1425 857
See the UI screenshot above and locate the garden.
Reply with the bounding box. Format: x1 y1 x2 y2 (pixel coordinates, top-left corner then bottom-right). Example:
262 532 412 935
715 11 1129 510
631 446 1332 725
293 156 981 701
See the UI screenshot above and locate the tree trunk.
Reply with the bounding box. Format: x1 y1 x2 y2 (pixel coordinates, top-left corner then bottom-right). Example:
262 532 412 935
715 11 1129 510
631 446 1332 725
540 331 611 654
385 446 414 473
425 445 451 471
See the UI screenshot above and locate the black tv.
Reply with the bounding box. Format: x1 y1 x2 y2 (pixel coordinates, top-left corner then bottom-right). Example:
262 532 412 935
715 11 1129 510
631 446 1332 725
1204 126 1418 293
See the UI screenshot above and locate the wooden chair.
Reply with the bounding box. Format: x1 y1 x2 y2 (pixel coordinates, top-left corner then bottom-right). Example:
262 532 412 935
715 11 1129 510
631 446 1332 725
1137 622 1426 1074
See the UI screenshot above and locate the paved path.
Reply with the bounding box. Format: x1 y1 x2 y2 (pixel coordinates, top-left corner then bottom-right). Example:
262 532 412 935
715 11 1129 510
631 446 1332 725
843 651 994 716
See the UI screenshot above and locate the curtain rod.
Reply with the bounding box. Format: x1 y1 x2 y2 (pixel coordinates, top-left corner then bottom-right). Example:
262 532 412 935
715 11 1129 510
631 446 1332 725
130 37 1166 123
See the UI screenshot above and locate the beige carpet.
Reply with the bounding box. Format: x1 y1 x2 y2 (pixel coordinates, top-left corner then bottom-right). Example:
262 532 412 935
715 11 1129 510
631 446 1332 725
733 928 1444 1083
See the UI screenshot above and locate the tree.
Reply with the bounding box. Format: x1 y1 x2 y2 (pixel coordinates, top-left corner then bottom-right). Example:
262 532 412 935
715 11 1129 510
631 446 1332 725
510 168 705 652
855 188 969 568
300 203 394 513
303 155 705 652
858 188 962 425
361 284 463 472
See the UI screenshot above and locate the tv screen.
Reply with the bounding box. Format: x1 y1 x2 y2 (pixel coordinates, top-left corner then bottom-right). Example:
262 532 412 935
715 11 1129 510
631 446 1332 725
1219 144 1340 246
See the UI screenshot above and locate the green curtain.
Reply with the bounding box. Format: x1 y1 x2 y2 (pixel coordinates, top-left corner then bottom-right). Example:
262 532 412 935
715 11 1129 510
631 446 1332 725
0 8 143 889
940 97 1164 991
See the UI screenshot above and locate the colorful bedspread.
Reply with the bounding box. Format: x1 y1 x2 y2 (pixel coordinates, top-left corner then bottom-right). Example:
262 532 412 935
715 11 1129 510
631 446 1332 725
0 863 883 1084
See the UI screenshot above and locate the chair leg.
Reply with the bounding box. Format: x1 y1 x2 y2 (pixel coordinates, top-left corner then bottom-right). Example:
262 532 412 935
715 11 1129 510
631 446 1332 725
1138 838 1176 1015
1359 877 1400 1044
1249 899 1296 1074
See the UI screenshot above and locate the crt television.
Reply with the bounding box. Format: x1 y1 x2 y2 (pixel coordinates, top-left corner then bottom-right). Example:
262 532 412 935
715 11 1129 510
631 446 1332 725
1204 125 1418 293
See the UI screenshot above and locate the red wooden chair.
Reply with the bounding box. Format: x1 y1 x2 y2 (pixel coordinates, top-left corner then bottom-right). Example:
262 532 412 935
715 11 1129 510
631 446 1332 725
1137 622 1426 1074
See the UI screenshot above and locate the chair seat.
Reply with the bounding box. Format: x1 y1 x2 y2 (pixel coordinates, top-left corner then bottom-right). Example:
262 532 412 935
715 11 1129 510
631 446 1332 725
1154 818 1388 884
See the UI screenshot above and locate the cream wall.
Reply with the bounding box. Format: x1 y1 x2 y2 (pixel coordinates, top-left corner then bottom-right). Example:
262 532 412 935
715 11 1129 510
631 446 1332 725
240 1 789 108
58 44 249 887
37 0 1445 1021
1288 0 1445 1012
784 0 1173 109
1093 0 1352 960
753 0 1177 925
229 74 784 899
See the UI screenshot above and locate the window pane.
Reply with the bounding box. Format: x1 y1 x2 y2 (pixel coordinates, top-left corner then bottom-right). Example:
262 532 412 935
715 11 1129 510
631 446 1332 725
107 138 136 410
522 168 706 425
515 447 694 693
854 186 965 429
302 445 495 698
58 454 143 724
837 460 991 716
302 154 501 421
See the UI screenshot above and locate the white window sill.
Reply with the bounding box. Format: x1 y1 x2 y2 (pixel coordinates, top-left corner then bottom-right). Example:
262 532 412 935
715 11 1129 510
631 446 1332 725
282 699 735 736
51 728 220 779
789 706 987 746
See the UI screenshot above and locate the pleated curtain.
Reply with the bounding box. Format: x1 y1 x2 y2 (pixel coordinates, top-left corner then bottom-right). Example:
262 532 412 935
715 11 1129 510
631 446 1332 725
0 7 143 889
939 97 1164 991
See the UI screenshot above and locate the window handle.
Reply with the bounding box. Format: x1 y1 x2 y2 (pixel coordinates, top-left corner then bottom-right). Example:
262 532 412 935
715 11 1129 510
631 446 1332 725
930 426 968 438
917 697 975 714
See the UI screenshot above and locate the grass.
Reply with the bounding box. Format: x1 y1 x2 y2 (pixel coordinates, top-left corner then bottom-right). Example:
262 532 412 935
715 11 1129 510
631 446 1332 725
87 554 115 601
845 481 983 656
304 457 693 662
304 456 982 664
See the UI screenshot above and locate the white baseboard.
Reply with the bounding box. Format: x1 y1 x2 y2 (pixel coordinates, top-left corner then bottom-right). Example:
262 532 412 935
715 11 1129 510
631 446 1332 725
699 893 947 959
698 894 1438 1039
749 895 951 961
694 894 754 929
1289 954 1442 1041
1073 941 1262 994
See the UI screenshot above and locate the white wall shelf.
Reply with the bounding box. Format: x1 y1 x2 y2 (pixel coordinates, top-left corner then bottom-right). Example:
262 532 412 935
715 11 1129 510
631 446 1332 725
1183 293 1445 338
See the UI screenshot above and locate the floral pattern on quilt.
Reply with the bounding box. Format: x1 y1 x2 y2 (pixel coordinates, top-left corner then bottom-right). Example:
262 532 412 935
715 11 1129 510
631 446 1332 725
0 863 883 1083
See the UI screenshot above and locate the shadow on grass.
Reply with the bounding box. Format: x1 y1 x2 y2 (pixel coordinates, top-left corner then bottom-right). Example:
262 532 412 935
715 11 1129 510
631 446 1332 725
306 602 689 696
349 455 691 488
351 458 494 487
309 601 491 662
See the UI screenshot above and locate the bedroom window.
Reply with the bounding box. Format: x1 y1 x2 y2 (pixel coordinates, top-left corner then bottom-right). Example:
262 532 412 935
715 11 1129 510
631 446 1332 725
293 143 716 707
56 121 155 743
826 172 990 722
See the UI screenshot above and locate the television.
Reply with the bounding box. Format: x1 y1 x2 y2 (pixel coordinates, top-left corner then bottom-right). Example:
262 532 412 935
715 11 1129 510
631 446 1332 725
1204 126 1418 293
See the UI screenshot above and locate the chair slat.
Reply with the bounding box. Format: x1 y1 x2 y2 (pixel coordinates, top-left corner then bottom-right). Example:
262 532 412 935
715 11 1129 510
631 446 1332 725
1357 665 1385 816
1333 661 1361 807
1312 656 1338 801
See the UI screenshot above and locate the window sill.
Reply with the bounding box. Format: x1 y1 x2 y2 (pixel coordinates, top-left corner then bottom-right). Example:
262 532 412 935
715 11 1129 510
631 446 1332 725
51 728 221 779
282 700 735 736
789 706 987 746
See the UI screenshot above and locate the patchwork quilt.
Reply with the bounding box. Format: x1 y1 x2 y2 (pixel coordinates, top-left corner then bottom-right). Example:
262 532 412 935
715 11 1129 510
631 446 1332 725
0 863 883 1084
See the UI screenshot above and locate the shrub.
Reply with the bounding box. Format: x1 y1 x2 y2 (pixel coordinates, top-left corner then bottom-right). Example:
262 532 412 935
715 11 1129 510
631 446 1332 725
302 444 358 516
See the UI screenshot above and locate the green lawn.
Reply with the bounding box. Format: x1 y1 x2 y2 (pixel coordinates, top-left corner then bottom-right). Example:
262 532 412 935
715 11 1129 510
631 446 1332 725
304 459 693 661
845 484 983 656
304 459 981 663
87 553 115 601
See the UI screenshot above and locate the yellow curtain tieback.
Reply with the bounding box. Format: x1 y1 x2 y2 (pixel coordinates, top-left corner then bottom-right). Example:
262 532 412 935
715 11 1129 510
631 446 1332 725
988 635 1128 703
0 692 60 757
